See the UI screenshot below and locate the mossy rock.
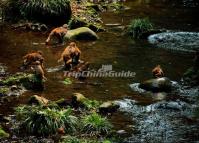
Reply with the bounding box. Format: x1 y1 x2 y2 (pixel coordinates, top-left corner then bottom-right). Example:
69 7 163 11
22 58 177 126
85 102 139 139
71 93 100 109
139 77 172 92
68 17 88 30
64 27 99 41
0 87 9 97
55 98 71 107
72 93 86 105
29 95 49 106
99 101 120 114
0 127 9 139
68 17 104 32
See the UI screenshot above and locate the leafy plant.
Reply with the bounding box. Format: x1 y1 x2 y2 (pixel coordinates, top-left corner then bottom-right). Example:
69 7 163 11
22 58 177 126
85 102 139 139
62 78 72 85
0 87 9 95
81 112 112 136
82 99 100 110
15 105 77 136
60 135 109 143
0 126 10 138
127 18 153 39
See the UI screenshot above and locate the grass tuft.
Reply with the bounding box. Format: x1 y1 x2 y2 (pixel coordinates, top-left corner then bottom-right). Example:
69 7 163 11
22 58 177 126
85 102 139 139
15 105 77 136
127 18 153 39
81 112 112 136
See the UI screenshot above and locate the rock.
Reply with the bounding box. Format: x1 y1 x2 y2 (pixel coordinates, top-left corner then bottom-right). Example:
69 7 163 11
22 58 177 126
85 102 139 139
64 27 99 41
29 95 49 105
86 4 102 12
116 130 127 135
55 98 71 107
0 63 7 76
139 77 172 92
71 93 86 106
10 85 18 91
139 29 167 39
99 101 120 114
0 127 9 138
68 17 104 32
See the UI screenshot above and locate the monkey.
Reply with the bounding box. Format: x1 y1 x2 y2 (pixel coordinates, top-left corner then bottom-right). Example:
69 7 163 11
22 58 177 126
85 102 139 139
31 61 47 81
152 65 164 78
22 51 44 70
58 42 81 69
45 24 68 45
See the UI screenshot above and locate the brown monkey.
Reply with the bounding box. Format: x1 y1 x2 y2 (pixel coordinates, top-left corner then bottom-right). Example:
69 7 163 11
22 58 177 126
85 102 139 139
22 51 44 70
31 61 47 81
58 42 81 69
152 65 164 78
45 24 68 45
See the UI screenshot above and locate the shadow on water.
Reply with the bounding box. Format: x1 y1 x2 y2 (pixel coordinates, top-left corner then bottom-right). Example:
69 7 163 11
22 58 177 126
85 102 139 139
0 0 199 141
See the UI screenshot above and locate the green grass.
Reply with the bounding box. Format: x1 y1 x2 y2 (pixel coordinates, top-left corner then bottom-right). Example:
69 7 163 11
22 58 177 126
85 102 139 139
0 126 9 138
127 18 153 39
60 135 112 143
0 87 9 94
15 105 77 136
4 0 71 24
81 112 112 136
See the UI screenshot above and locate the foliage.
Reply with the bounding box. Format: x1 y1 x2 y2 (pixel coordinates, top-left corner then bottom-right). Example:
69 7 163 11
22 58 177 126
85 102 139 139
4 0 71 24
61 136 98 143
81 112 112 136
0 87 9 95
0 73 32 86
127 18 153 39
0 127 9 138
63 78 72 85
82 99 101 110
60 135 112 143
15 105 77 136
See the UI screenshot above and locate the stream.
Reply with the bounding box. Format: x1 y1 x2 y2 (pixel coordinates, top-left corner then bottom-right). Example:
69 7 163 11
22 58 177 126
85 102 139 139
0 0 199 142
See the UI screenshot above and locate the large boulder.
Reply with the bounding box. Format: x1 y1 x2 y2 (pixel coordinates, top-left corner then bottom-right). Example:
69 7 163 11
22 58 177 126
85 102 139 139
139 77 172 92
64 27 99 41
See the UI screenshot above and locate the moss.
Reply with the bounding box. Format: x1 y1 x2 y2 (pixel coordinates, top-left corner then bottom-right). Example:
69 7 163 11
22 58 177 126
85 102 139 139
109 2 124 11
72 93 100 110
62 78 72 85
64 27 99 41
0 127 10 138
68 16 104 32
0 73 32 86
0 87 9 95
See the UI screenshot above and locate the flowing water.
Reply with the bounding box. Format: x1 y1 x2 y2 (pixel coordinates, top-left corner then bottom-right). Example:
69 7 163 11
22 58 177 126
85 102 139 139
0 0 199 142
